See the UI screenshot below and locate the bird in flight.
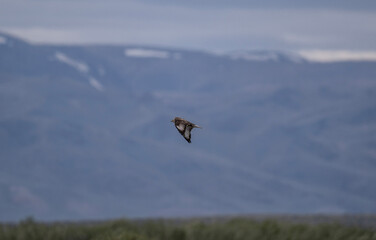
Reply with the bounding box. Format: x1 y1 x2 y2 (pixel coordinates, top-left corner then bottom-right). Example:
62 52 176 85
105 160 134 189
171 117 202 143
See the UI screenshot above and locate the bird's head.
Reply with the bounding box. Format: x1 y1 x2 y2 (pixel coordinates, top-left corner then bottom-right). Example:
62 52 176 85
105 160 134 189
170 118 176 123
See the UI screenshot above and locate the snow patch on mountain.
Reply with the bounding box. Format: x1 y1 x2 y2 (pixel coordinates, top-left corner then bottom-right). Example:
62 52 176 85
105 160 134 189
230 51 280 61
125 48 169 59
55 52 89 73
228 51 303 63
89 77 104 91
226 50 376 63
54 51 104 91
298 50 376 62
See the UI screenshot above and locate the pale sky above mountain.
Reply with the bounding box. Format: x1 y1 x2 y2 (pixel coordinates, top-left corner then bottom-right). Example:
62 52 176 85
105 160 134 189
0 0 376 51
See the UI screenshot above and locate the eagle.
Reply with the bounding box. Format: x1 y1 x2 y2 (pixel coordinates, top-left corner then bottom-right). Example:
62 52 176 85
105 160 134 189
171 117 202 143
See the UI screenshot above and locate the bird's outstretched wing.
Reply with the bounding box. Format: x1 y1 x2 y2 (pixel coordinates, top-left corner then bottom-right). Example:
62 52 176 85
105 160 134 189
175 122 186 135
183 125 193 143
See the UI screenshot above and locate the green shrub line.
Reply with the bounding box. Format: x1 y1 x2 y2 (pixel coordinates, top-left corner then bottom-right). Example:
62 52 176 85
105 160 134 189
1 217 375 240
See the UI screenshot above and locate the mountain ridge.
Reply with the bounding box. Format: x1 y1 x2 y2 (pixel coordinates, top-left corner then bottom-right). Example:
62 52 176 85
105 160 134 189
0 32 376 221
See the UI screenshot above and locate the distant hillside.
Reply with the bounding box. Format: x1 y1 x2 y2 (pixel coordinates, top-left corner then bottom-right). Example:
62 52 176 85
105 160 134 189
1 32 376 221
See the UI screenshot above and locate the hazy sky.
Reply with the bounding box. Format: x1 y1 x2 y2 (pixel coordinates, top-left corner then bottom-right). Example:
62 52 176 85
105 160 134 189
1 0 376 51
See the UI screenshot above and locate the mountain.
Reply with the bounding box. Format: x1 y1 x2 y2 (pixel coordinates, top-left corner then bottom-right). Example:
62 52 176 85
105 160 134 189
0 32 376 221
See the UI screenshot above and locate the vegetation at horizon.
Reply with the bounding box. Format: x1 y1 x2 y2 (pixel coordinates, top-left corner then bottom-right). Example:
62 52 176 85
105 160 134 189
1 217 375 240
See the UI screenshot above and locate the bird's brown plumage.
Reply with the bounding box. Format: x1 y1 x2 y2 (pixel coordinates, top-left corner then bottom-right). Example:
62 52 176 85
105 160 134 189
171 117 201 143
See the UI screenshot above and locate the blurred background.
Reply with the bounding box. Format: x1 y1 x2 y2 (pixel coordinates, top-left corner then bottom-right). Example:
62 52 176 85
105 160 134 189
0 0 376 222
